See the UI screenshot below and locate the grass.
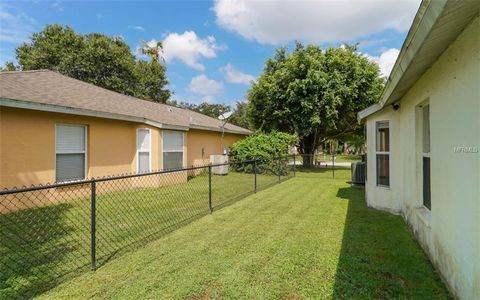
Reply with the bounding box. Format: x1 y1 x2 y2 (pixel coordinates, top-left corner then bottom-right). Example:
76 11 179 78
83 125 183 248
334 154 362 162
294 154 362 163
37 170 449 299
0 168 289 299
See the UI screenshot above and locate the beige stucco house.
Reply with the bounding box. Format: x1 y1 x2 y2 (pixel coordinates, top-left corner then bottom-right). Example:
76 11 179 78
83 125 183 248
0 70 250 190
358 1 479 298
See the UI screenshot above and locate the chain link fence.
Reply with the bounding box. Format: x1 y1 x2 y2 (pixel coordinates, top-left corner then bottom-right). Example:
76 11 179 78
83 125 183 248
293 154 358 181
0 156 295 299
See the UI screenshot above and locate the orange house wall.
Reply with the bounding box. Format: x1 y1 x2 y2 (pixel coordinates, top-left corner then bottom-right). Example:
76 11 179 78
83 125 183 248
0 107 247 189
186 129 245 167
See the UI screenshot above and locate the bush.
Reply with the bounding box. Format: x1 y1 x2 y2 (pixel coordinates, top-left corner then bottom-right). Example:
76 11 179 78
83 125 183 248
230 132 298 161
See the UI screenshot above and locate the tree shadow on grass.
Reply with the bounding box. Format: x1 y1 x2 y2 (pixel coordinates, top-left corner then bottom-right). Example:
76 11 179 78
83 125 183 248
332 187 450 299
0 202 90 299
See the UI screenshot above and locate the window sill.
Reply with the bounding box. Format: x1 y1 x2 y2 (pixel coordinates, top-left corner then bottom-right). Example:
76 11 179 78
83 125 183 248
54 178 89 189
415 206 432 228
376 184 391 190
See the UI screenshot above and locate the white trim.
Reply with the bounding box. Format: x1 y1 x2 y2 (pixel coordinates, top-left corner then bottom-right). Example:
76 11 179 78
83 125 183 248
136 128 152 173
55 123 88 183
357 103 382 123
144 120 189 131
160 130 163 170
189 124 251 135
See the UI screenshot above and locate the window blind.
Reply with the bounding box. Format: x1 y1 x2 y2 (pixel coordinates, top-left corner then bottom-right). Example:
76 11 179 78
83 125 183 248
56 125 86 182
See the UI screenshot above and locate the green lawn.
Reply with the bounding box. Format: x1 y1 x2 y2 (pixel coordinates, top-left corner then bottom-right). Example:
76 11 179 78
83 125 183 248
37 170 448 299
334 154 362 163
0 168 288 299
294 154 361 163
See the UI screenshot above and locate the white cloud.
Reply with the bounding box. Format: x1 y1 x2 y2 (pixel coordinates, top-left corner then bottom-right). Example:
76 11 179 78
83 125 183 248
213 0 420 45
0 10 36 44
221 64 255 85
188 75 223 101
365 48 400 78
128 25 145 31
162 31 224 70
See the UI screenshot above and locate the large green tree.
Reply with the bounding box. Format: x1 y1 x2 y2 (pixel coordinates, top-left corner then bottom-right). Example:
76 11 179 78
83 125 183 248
229 101 251 130
13 24 170 102
247 43 383 165
169 100 252 130
169 100 231 119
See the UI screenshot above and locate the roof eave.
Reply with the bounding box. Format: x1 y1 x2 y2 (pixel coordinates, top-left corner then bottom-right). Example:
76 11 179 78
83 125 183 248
0 98 253 134
189 124 251 135
357 103 382 123
0 98 191 131
359 0 449 121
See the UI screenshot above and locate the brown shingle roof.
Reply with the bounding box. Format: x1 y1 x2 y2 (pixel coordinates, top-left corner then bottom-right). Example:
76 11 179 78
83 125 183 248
0 70 251 135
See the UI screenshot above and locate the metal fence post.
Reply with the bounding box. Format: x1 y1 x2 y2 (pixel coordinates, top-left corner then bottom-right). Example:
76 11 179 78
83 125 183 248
254 160 257 193
278 158 281 183
208 165 212 214
90 180 96 271
293 155 296 177
332 153 335 179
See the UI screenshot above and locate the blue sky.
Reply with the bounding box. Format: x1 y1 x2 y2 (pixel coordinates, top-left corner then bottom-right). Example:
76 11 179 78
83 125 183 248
0 0 421 107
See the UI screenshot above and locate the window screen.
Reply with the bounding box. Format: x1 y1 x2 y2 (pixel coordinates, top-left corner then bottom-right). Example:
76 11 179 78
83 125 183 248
423 156 431 209
163 152 183 170
376 121 390 152
138 152 150 173
137 129 151 173
422 105 430 154
163 130 183 170
376 121 390 187
56 125 86 182
376 154 390 186
422 104 431 209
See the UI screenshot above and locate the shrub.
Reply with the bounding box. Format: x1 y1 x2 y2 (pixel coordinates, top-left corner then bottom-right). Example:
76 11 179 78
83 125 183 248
230 132 298 161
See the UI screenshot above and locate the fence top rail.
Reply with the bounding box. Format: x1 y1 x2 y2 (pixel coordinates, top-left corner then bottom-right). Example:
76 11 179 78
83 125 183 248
0 155 294 195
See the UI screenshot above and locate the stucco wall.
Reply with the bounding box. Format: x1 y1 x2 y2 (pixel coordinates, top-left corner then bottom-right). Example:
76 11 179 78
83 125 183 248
186 129 244 167
0 107 247 212
0 107 140 188
364 106 401 213
365 16 479 298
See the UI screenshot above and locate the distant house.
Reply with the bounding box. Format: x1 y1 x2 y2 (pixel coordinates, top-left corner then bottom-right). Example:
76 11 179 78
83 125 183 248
358 1 479 298
0 70 250 189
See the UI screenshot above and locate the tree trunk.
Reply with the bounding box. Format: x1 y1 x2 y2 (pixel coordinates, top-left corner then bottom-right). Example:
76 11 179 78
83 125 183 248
298 134 318 168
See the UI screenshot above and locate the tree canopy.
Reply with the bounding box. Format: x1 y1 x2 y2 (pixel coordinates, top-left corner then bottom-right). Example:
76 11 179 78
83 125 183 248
229 101 251 130
169 101 230 119
247 42 384 160
169 100 251 129
10 24 170 103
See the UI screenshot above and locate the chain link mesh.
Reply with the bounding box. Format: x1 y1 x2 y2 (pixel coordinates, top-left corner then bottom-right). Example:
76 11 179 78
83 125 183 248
0 156 295 299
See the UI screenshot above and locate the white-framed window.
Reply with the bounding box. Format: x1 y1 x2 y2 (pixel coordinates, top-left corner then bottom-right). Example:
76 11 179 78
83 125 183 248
422 104 431 209
375 121 390 187
162 130 184 170
137 128 151 173
55 124 87 182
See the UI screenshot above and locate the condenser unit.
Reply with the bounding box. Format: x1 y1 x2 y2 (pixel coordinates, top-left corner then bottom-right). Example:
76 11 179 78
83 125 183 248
210 155 229 175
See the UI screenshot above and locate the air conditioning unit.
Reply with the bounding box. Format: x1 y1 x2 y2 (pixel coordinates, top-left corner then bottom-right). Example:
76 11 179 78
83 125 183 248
351 162 366 185
210 155 229 175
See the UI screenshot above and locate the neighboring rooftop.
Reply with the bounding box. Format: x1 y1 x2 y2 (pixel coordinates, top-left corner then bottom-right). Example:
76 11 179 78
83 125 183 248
0 70 251 135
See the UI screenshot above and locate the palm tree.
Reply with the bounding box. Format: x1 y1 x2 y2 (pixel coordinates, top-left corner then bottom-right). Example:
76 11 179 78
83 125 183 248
139 40 164 63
